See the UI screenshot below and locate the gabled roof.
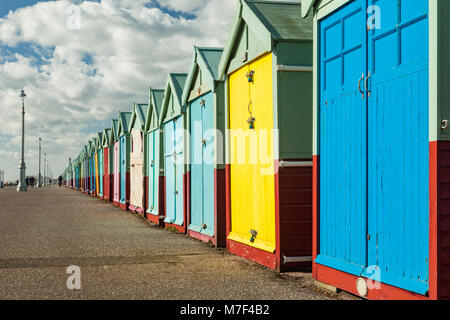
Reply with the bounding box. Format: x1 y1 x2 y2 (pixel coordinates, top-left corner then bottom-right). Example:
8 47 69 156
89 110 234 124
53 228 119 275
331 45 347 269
90 138 97 155
159 73 188 125
145 88 165 132
118 111 132 137
82 145 88 158
87 139 93 156
130 103 149 132
181 46 224 105
102 128 111 147
218 0 312 79
110 119 119 143
96 132 103 150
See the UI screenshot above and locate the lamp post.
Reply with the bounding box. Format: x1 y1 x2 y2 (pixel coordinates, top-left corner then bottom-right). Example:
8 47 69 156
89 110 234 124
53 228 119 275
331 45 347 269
37 137 42 187
17 90 27 192
44 153 47 186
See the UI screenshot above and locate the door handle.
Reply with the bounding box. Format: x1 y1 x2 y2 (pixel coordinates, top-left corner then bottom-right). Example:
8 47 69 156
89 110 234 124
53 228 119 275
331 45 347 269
365 72 371 98
358 73 365 99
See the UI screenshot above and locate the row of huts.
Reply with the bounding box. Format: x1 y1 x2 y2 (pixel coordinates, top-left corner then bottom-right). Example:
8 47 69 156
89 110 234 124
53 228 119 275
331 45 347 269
62 0 450 300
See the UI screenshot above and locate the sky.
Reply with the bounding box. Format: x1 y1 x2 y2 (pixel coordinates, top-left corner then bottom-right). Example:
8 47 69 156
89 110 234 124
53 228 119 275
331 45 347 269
0 0 241 182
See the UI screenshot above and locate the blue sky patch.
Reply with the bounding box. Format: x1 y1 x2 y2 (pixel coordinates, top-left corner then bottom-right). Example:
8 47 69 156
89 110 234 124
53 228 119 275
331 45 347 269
145 1 197 20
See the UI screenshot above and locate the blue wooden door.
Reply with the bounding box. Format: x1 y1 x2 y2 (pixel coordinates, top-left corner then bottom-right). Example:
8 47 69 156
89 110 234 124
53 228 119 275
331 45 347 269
190 93 215 236
174 117 185 226
99 149 103 196
164 117 184 225
317 0 368 276
164 121 176 223
120 135 127 204
147 129 160 216
90 157 94 193
366 0 429 294
319 0 429 295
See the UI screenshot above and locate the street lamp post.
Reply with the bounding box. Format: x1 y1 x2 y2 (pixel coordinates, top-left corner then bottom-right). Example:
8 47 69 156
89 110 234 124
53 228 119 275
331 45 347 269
17 90 27 192
44 153 47 186
38 137 42 187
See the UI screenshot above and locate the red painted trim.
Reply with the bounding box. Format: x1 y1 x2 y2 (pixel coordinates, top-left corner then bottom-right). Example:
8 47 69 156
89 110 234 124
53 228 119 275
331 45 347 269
165 221 186 234
126 171 130 204
109 173 114 202
228 239 277 270
159 175 166 222
119 201 128 211
274 160 281 272
189 230 214 244
215 168 227 248
143 176 148 215
146 213 160 225
225 164 231 245
312 155 319 279
315 263 428 300
430 141 438 299
185 172 190 235
113 200 120 207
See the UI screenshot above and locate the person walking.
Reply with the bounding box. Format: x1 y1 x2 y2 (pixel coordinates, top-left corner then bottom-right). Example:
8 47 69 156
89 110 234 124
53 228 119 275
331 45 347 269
58 175 63 187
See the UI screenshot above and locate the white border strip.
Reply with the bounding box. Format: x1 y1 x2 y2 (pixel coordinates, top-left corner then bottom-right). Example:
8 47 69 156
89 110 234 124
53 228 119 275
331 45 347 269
277 65 313 72
279 161 313 168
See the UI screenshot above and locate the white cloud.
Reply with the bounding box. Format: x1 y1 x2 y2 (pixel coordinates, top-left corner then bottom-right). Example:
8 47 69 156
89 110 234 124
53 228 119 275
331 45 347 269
0 0 242 181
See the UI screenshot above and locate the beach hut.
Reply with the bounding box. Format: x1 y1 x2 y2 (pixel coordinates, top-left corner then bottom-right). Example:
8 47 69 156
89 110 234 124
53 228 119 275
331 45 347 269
96 132 104 199
111 119 120 206
80 147 86 192
74 156 81 190
118 111 133 211
145 88 165 225
160 73 188 233
83 146 89 193
102 128 112 202
86 141 93 194
303 0 450 300
218 0 313 271
129 103 149 215
182 46 226 246
90 139 97 196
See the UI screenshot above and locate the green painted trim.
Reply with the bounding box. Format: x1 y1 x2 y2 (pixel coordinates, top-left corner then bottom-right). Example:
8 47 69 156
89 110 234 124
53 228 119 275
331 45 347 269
159 73 188 126
145 88 164 133
218 0 244 80
118 111 133 137
110 119 119 144
214 82 226 169
182 46 223 105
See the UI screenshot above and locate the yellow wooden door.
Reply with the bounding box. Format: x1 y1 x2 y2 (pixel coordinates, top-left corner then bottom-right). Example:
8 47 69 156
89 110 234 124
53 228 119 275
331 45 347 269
228 53 275 253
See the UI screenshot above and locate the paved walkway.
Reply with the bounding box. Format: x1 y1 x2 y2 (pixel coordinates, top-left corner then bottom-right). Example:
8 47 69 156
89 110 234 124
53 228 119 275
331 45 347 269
0 186 352 300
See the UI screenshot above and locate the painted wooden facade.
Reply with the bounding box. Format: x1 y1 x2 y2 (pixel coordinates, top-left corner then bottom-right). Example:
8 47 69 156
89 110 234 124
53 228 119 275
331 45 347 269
88 139 96 195
304 0 450 300
118 111 132 211
96 132 104 199
182 47 226 246
160 73 188 233
111 119 120 206
129 103 149 214
145 88 165 225
102 128 112 202
218 0 313 271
